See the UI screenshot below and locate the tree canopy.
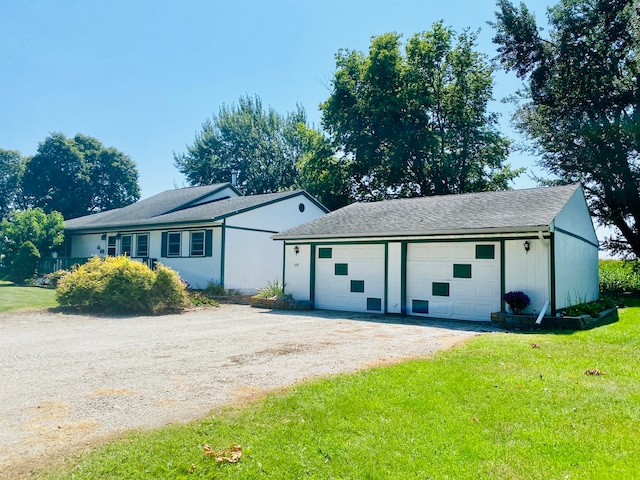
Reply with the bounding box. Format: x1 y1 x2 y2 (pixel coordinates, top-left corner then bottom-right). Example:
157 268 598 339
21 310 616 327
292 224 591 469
295 125 351 210
321 22 521 201
492 0 640 256
22 133 140 219
174 95 308 195
0 148 26 221
0 208 64 281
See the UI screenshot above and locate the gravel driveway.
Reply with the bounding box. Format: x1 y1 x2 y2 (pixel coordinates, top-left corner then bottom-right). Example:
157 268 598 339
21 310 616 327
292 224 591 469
0 305 492 478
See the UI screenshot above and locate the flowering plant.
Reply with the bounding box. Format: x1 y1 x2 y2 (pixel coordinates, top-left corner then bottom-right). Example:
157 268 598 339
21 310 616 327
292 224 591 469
504 291 531 315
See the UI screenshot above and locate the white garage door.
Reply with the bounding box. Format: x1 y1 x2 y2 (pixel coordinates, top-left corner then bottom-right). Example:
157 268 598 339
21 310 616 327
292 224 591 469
314 244 385 313
406 242 501 321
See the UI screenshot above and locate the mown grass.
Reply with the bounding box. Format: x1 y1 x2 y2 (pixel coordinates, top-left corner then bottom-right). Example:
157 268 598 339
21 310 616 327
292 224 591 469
42 302 640 479
0 280 58 312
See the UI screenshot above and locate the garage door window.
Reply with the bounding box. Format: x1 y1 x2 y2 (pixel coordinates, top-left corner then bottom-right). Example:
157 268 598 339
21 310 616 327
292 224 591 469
453 264 472 278
319 248 332 259
432 282 450 296
335 263 348 275
367 298 382 311
476 245 495 259
413 300 429 314
351 280 365 293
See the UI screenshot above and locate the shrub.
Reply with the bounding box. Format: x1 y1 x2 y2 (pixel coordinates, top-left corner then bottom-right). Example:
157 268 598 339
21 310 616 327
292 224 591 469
56 256 188 314
563 296 617 317
203 281 226 297
504 291 531 315
256 279 292 300
189 291 220 307
9 241 40 283
150 265 189 312
42 269 70 288
599 259 640 293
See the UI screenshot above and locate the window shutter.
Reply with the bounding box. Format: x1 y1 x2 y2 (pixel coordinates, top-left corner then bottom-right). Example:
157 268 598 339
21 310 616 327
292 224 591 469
161 232 167 258
205 230 213 257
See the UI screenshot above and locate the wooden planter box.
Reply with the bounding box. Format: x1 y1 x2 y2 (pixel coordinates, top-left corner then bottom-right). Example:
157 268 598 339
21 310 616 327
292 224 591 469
208 295 253 305
491 308 618 331
250 296 312 310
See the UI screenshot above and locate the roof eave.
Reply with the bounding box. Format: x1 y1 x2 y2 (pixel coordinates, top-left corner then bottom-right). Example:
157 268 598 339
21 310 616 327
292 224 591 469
274 225 551 241
66 218 223 234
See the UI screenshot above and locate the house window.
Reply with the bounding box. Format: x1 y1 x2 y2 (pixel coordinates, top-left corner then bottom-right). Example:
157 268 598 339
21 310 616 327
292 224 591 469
190 231 205 257
335 263 348 275
351 280 365 293
318 248 332 259
413 300 429 314
476 245 495 259
121 235 132 256
136 234 149 257
107 236 117 256
432 282 450 297
167 232 181 257
453 264 472 278
367 298 382 311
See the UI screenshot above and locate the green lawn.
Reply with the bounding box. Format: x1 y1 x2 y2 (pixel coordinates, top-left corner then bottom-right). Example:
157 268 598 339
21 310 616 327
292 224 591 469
43 303 640 479
0 280 58 312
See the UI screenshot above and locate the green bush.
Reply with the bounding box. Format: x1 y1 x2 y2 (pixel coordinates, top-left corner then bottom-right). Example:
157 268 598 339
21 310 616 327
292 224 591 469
256 279 292 300
189 291 220 307
599 259 640 293
56 256 188 314
9 241 40 283
150 264 189 311
42 269 70 288
203 281 226 296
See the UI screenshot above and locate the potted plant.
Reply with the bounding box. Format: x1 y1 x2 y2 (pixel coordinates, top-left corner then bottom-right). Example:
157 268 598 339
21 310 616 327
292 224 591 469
504 291 531 315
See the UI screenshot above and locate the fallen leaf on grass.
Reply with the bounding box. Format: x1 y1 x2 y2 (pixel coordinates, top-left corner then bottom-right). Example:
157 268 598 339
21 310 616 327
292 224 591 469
188 463 197 473
203 443 243 464
530 343 540 348
584 368 604 376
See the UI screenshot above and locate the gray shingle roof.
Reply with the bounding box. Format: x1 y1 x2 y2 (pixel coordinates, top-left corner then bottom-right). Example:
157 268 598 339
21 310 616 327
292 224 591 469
64 184 310 231
274 184 581 240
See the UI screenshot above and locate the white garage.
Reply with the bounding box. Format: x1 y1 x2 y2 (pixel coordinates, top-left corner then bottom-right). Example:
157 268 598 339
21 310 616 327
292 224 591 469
406 242 501 321
275 184 599 322
314 244 385 313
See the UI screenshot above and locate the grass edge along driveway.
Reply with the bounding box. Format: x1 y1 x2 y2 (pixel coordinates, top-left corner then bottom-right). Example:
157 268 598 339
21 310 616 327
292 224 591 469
0 281 58 312
41 302 640 479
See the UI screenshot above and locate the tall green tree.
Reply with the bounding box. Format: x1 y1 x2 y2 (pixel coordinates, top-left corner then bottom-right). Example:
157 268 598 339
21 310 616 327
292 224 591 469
174 95 307 195
321 23 521 201
0 208 64 281
0 148 26 220
492 0 640 257
23 133 140 219
295 125 351 210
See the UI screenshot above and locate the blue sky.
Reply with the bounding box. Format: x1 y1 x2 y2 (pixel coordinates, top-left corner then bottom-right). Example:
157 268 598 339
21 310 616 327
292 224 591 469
0 0 555 199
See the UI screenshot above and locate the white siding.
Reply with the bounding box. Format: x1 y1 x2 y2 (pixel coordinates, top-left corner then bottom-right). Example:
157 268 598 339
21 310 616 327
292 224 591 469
229 195 326 232
553 187 598 245
70 233 103 258
224 227 283 293
406 242 501 321
504 238 551 315
387 242 402 314
223 194 326 293
154 228 222 290
554 231 599 308
283 244 311 301
551 186 599 308
314 244 385 313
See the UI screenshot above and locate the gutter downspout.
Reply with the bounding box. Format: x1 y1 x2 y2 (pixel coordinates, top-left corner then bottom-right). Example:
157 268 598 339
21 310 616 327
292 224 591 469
535 300 550 325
